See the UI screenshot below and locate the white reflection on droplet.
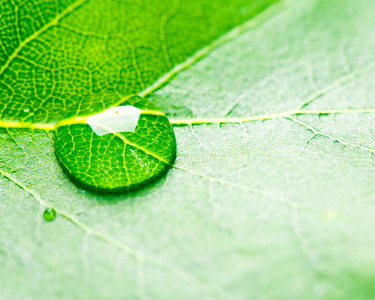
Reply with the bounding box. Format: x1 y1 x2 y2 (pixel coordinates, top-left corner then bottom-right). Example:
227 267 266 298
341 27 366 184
86 105 141 136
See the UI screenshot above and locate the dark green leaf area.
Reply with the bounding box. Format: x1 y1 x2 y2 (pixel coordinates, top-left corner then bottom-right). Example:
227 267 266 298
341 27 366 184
0 0 277 123
54 96 176 193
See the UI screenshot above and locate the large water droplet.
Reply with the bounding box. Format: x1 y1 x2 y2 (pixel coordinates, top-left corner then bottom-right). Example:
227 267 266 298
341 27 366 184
54 95 176 192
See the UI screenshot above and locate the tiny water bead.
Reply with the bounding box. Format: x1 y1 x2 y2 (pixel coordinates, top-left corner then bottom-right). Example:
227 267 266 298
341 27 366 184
43 208 57 222
54 95 176 192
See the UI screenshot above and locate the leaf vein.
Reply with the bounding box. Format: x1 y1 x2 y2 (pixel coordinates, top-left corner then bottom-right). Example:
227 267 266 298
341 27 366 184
0 0 88 78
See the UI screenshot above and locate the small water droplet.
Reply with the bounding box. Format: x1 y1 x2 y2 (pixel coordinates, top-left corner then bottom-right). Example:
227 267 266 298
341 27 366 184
43 208 56 221
23 108 30 113
54 94 176 193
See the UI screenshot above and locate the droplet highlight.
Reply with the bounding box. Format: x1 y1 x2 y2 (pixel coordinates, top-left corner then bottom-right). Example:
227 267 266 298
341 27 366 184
43 208 56 221
54 95 176 192
86 105 141 136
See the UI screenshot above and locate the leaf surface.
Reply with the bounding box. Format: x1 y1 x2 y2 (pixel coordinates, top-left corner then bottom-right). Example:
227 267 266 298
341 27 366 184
1 0 375 299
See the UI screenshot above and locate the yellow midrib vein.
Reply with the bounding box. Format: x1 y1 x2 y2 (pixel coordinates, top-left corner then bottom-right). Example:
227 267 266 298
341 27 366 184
170 108 375 125
56 110 165 127
0 108 373 131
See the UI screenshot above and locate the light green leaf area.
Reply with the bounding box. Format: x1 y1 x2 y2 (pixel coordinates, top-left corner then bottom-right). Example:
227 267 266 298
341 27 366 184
1 0 375 299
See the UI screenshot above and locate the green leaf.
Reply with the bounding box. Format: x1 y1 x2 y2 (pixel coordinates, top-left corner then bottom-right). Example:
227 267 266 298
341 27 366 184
1 0 375 299
0 0 275 122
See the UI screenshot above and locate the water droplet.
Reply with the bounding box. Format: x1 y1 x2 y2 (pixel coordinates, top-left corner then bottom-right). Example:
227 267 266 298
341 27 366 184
54 94 176 192
43 208 56 221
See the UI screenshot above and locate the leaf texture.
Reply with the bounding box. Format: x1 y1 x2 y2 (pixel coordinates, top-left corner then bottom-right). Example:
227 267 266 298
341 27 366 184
1 0 375 299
